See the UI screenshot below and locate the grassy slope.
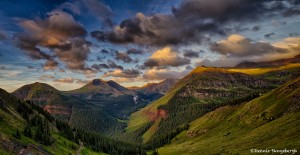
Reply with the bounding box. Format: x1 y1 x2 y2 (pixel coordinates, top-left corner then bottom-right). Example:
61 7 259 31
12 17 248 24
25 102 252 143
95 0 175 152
0 107 80 155
0 92 104 155
126 63 300 143
158 77 300 154
228 63 300 75
125 77 188 142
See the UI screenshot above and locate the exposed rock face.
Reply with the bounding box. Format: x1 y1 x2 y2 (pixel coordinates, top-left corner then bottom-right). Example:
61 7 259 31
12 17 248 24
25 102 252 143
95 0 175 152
178 71 269 99
12 82 75 118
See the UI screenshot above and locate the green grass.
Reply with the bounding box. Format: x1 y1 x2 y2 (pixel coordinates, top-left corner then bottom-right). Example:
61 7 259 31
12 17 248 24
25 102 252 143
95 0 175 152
228 63 300 75
142 118 161 143
157 77 300 154
127 78 187 133
81 147 108 155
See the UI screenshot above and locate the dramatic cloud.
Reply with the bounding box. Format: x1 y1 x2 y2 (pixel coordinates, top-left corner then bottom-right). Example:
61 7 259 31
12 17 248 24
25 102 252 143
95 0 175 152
143 68 190 80
44 60 59 70
91 60 123 71
198 36 300 67
115 51 136 63
104 68 140 78
210 34 287 57
264 32 276 39
39 75 55 81
53 78 75 84
100 49 111 55
252 26 260 31
0 31 6 40
183 50 200 58
15 10 90 70
91 0 299 46
127 48 144 55
53 77 88 84
143 47 190 68
80 0 113 27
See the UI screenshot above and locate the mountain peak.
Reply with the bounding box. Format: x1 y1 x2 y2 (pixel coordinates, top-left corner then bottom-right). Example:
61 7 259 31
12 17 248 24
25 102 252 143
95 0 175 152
91 79 105 85
190 66 227 75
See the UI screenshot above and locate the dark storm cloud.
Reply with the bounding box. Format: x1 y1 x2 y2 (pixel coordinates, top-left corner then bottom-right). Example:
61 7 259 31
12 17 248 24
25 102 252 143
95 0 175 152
264 32 276 39
115 51 137 63
283 8 300 17
252 25 260 31
15 10 91 70
91 63 109 70
210 34 287 57
27 66 34 69
183 50 200 58
126 48 144 55
289 33 300 37
0 66 6 70
0 32 7 40
107 60 124 70
91 0 299 46
91 60 124 71
100 49 111 54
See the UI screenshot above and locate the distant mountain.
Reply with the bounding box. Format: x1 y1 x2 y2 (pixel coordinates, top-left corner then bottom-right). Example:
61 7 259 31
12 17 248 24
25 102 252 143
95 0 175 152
235 54 300 68
12 82 81 119
67 79 135 99
132 79 179 95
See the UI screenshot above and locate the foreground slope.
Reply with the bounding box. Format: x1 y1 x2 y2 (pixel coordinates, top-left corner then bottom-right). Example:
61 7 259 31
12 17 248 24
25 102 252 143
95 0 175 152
0 88 89 155
158 77 300 154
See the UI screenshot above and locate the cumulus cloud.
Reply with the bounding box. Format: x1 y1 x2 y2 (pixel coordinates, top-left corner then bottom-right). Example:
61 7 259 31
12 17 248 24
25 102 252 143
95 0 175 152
143 47 190 68
210 34 287 57
91 60 123 71
91 0 299 46
53 78 75 84
115 51 136 63
198 36 300 67
15 10 90 70
142 68 191 80
44 60 59 70
127 48 144 55
103 68 140 78
264 32 276 39
183 50 200 58
39 75 55 81
53 77 89 84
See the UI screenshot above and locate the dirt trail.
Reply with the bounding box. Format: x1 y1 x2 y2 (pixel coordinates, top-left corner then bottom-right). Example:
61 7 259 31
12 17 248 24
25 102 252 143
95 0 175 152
76 142 83 155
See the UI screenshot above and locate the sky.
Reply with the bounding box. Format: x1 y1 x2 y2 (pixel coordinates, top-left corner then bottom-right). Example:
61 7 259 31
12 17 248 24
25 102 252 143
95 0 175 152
0 0 299 92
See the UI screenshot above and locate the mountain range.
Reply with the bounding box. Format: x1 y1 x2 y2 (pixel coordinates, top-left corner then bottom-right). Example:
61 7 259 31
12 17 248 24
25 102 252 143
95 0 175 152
0 57 300 154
